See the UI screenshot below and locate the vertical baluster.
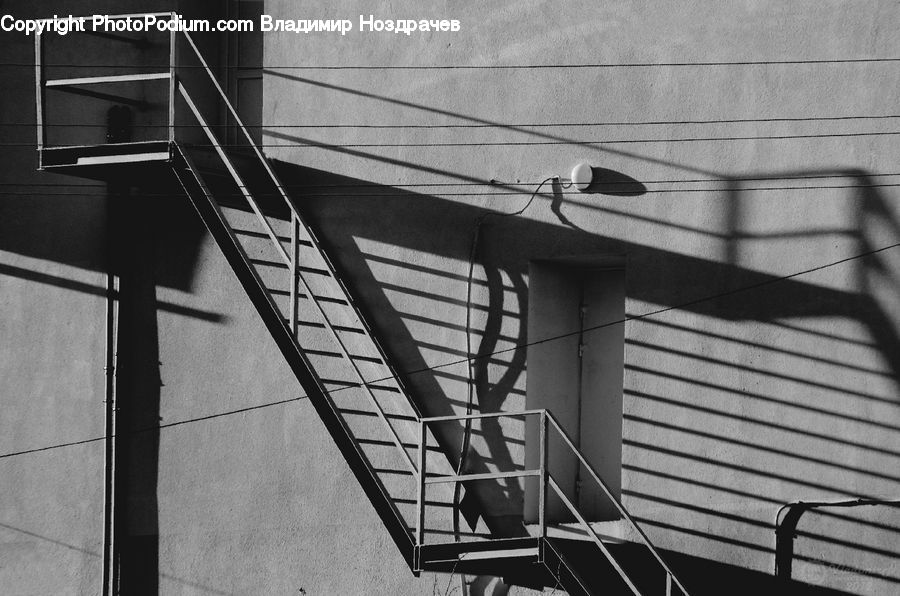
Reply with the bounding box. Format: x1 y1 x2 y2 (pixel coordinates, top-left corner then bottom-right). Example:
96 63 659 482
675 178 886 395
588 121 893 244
289 214 299 336
539 410 548 540
416 420 427 547
35 32 44 160
168 19 176 144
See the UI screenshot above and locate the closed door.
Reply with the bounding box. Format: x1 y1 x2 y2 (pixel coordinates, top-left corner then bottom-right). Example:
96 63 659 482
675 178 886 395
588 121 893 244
525 262 625 523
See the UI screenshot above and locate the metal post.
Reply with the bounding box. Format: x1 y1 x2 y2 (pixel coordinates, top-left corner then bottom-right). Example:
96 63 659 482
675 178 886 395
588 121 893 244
35 32 44 159
416 420 427 547
539 410 548 539
289 214 299 336
666 572 672 596
101 271 118 596
168 23 176 144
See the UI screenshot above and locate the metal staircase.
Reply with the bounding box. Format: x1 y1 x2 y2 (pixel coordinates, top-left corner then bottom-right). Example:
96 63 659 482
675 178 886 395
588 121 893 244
35 13 692 595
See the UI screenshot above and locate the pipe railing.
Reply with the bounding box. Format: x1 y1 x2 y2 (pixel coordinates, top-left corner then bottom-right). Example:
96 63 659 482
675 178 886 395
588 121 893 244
35 13 176 157
418 410 691 595
170 22 420 476
39 17 690 592
36 10 427 531
36 12 420 480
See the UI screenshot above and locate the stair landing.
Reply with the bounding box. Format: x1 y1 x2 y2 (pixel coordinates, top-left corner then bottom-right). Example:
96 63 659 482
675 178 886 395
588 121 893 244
38 141 172 180
418 537 542 575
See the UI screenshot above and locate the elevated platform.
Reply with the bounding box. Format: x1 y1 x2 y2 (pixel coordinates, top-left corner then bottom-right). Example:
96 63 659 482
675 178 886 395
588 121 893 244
419 536 671 595
34 17 699 591
418 537 542 575
39 141 172 181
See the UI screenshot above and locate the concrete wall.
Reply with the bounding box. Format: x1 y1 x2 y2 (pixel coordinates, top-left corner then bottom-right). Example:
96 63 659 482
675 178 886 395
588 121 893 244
264 1 900 594
1 0 899 595
0 2 171 594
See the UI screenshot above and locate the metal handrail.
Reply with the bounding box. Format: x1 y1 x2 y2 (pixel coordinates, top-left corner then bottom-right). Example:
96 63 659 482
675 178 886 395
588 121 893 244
40 11 176 24
38 16 688 588
418 409 691 595
547 475 642 595
543 410 690 595
34 14 422 480
171 28 419 475
417 410 550 546
166 31 419 476
421 409 546 423
83 11 174 20
174 87 416 475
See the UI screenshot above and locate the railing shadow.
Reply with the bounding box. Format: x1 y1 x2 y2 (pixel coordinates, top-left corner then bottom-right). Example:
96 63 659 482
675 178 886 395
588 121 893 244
268 155 900 593
4 39 898 593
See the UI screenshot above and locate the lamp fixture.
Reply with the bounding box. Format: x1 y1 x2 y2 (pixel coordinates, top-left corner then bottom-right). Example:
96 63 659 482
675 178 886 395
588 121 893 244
570 162 593 192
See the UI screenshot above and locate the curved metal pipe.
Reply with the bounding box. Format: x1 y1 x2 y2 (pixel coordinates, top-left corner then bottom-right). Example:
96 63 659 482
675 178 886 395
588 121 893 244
774 497 900 579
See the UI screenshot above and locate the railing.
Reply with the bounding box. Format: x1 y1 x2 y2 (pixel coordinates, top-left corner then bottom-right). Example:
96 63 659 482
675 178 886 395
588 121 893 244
418 410 692 596
38 16 690 592
36 9 422 488
172 26 420 476
35 13 175 155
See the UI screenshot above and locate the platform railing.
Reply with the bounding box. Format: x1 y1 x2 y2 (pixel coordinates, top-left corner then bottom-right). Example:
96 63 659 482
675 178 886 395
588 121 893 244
36 9 425 532
172 34 424 485
418 410 692 596
35 13 176 158
35 12 419 477
38 15 691 593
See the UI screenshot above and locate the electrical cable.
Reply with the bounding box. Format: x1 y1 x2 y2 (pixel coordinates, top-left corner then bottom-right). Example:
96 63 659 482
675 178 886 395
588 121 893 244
452 177 554 550
4 57 900 68
2 183 899 198
0 395 303 459
4 113 900 128
3 172 900 189
1 229 899 461
7 130 900 148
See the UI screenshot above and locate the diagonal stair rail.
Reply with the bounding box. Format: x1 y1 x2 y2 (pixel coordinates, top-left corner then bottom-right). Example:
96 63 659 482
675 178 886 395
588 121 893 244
166 23 460 568
168 142 423 559
175 77 417 476
36 14 690 591
178 30 416 471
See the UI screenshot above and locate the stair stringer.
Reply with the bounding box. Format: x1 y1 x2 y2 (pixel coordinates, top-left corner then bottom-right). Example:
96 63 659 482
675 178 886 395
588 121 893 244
168 144 420 569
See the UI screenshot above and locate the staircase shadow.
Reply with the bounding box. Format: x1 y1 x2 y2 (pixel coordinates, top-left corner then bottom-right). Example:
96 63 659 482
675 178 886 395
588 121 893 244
268 159 900 594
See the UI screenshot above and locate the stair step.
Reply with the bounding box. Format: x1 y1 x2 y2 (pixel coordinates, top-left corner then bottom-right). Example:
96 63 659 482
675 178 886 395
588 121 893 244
249 257 332 277
291 319 367 335
302 348 382 364
337 408 418 423
319 379 400 393
169 140 476 574
233 227 303 245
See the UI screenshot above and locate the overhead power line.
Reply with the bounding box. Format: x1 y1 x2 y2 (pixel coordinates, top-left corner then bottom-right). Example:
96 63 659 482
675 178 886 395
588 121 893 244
3 57 900 69
4 130 900 149
1 183 899 198
1 239 899 461
268 57 900 69
0 396 305 460
3 113 900 128
3 172 899 190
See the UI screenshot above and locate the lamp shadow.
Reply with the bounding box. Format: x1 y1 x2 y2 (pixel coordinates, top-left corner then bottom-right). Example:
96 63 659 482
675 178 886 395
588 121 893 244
583 167 648 196
264 154 900 594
